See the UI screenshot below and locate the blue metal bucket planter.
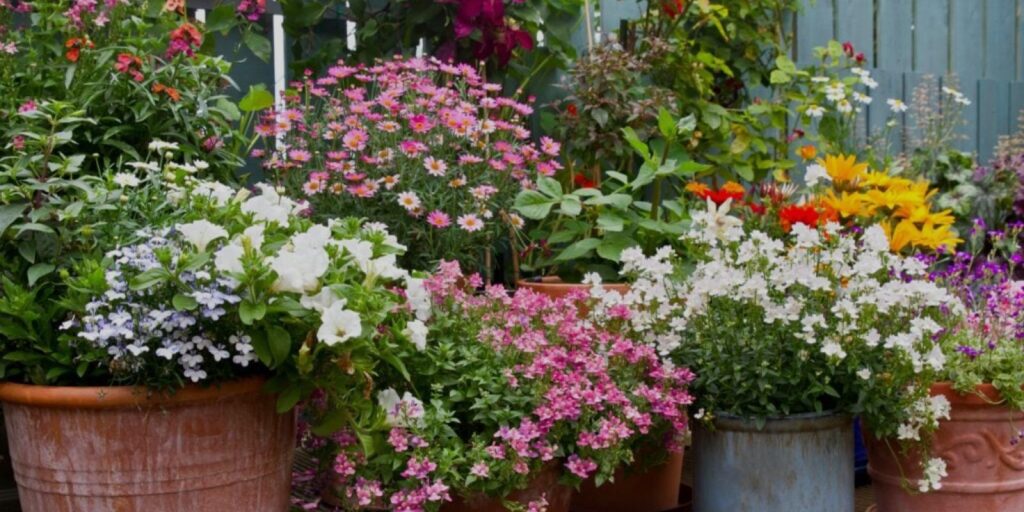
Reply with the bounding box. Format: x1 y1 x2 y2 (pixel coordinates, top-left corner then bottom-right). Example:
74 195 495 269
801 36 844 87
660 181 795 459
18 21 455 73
692 411 854 512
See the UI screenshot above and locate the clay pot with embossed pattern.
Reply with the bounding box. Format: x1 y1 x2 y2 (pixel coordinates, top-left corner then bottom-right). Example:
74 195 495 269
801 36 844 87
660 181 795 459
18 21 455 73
865 383 1024 512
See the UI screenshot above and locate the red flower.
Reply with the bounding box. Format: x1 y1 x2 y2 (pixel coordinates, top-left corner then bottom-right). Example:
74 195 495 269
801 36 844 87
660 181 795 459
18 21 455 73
64 37 93 63
167 23 203 58
573 173 596 189
115 53 144 82
565 103 578 117
855 52 866 65
661 0 685 18
842 41 855 58
746 202 766 216
779 204 821 231
152 83 181 102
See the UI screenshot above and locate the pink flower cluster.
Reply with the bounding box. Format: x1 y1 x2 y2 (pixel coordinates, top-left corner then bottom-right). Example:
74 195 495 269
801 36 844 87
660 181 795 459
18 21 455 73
254 57 560 242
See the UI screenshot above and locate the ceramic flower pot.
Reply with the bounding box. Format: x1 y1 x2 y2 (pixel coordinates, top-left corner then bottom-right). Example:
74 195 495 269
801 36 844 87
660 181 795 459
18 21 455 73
865 382 1024 512
0 377 294 512
517 277 629 301
692 411 854 512
572 450 684 512
441 462 572 512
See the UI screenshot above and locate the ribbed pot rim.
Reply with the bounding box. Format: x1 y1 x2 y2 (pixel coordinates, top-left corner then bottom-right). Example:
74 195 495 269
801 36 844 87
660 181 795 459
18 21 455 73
516 277 630 291
930 381 1006 405
0 376 266 410
710 409 852 433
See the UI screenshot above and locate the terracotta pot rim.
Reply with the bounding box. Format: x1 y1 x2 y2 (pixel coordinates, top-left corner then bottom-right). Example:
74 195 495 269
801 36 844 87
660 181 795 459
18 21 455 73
0 376 267 410
930 381 1006 405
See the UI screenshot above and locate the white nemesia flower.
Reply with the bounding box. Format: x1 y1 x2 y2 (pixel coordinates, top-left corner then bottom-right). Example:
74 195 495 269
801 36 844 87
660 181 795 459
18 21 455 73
177 220 228 252
919 458 948 492
804 163 831 187
377 388 426 427
317 303 362 345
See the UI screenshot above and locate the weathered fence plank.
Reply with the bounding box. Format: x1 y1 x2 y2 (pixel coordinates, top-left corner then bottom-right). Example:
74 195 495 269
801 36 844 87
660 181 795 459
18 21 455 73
914 0 951 74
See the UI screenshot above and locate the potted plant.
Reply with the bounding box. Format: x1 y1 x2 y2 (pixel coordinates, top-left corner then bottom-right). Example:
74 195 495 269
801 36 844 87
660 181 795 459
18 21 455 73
865 225 1024 511
587 201 962 512
0 133 423 510
293 261 694 512
249 56 561 277
512 109 709 299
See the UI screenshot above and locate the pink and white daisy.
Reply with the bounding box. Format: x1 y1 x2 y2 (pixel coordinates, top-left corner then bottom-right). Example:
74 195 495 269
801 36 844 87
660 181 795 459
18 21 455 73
342 129 368 152
302 179 325 195
457 214 484 232
289 149 312 163
424 156 447 177
397 191 421 211
426 211 451 229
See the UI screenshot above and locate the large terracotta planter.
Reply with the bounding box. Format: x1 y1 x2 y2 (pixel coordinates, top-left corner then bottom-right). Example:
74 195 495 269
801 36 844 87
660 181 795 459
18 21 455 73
572 450 684 512
441 462 571 512
517 277 629 301
866 382 1024 512
0 377 294 512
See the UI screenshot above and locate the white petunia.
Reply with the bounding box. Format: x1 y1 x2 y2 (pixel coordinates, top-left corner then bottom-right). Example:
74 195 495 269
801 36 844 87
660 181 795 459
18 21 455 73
301 287 344 313
271 246 329 293
214 243 245 274
404 320 429 350
317 303 362 345
804 163 831 188
177 220 228 252
406 277 432 322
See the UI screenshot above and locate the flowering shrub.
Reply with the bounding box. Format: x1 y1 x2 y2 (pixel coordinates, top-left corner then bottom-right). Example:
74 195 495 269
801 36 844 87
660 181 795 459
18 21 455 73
297 261 694 511
254 56 561 271
585 202 962 488
0 0 247 178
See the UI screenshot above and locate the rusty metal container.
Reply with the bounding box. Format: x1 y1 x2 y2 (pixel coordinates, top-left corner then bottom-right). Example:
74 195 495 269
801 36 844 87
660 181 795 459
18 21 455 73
0 377 294 512
866 383 1024 512
693 411 854 512
516 278 630 301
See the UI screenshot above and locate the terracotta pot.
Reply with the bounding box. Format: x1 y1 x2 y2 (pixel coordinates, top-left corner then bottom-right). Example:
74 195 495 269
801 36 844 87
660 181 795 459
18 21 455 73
517 277 629 302
866 382 1024 512
572 450 684 512
0 377 295 512
441 463 571 512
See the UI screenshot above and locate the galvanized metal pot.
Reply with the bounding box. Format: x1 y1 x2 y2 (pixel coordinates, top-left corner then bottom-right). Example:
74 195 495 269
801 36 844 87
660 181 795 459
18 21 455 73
693 411 854 512
0 377 294 512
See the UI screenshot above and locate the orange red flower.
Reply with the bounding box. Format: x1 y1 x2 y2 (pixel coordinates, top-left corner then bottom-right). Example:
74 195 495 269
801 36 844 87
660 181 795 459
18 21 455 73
686 181 745 205
64 37 94 63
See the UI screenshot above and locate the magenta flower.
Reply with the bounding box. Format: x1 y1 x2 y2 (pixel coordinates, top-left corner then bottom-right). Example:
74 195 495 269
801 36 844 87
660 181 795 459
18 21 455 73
426 211 451 229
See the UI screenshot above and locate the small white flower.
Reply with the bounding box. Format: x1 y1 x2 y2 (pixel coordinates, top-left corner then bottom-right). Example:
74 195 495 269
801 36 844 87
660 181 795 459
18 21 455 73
805 105 826 118
126 161 160 172
301 288 344 313
113 172 140 188
824 82 846 102
397 191 421 211
811 76 830 83
404 320 429 351
837 99 854 114
148 140 180 152
177 220 228 252
406 277 432 322
857 368 872 380
804 163 831 188
377 388 426 427
317 303 362 345
852 91 872 105
887 98 908 113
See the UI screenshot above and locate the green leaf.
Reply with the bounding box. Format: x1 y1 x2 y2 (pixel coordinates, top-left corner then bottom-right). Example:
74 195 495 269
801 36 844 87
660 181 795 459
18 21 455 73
250 330 273 366
65 64 76 89
513 190 555 220
276 386 302 413
597 234 636 262
621 127 650 160
239 300 267 325
239 86 275 113
26 263 54 287
596 212 625 232
585 193 632 209
554 238 602 262
677 114 697 134
770 69 791 84
591 108 609 127
559 195 582 217
0 203 27 238
536 176 563 198
657 108 676 140
172 293 199 311
129 268 169 291
311 408 348 436
266 325 292 366
242 31 272 62
205 4 237 33
675 160 712 176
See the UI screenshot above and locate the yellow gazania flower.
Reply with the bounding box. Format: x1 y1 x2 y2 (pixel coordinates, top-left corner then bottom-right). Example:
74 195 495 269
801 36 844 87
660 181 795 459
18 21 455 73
821 190 867 219
819 154 868 184
860 171 893 189
882 219 920 252
914 223 962 251
862 187 928 214
895 204 956 226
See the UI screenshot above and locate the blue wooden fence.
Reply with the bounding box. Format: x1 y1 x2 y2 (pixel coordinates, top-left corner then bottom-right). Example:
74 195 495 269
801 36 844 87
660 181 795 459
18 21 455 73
200 0 1024 162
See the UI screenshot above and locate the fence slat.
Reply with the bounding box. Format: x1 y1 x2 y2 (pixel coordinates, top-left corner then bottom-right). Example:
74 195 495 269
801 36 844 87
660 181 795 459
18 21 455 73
598 0 644 36
978 79 1011 161
985 0 1017 80
795 0 834 64
835 0 874 60
877 0 914 71
914 0 950 74
951 0 985 80
1011 81 1024 132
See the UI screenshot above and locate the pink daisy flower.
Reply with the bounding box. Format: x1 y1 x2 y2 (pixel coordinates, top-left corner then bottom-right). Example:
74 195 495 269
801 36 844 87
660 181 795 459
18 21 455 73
457 214 484 232
426 211 451 229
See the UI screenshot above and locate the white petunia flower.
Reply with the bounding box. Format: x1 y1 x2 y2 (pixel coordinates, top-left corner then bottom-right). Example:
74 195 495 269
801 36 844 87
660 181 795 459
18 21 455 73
404 320 429 351
301 287 343 313
177 220 228 252
317 303 362 345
